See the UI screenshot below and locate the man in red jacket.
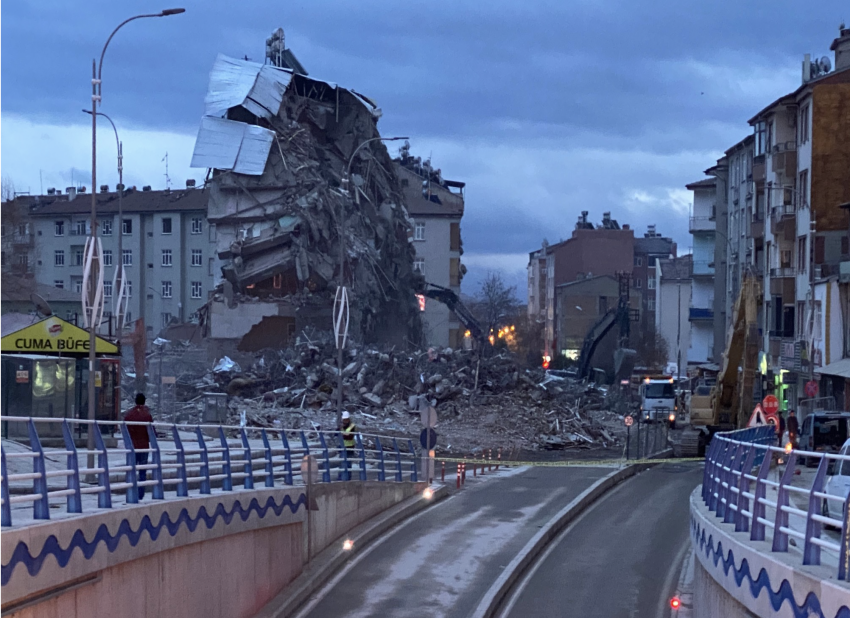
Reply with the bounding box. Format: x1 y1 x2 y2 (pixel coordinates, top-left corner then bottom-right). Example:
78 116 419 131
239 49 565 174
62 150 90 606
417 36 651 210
124 393 153 499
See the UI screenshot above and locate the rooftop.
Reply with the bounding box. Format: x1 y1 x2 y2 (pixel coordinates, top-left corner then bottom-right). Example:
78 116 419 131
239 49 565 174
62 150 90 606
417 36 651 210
1 274 81 305
13 187 208 217
396 164 464 217
634 236 674 256
685 178 716 190
659 254 693 280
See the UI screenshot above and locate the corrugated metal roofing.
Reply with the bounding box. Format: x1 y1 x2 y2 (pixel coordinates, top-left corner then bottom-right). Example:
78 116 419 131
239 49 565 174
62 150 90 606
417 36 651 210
190 116 274 176
204 54 292 120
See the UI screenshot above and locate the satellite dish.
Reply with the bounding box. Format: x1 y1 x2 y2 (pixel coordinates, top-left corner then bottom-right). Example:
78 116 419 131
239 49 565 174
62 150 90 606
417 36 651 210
30 293 53 317
820 56 832 73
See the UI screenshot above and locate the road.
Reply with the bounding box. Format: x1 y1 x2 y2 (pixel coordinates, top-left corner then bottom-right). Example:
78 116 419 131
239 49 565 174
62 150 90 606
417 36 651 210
501 463 703 618
296 465 612 618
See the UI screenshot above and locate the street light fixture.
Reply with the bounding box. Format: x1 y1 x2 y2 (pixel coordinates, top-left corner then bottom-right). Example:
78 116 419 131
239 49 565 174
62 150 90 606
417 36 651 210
334 136 408 429
85 8 185 463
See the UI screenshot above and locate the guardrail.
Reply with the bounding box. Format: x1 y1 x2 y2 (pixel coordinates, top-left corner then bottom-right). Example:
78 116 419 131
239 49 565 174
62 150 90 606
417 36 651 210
0 416 420 527
702 426 850 581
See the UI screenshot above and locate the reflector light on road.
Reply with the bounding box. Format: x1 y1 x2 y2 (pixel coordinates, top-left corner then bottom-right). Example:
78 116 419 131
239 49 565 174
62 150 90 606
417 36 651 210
423 488 433 500
670 597 681 609
343 539 354 551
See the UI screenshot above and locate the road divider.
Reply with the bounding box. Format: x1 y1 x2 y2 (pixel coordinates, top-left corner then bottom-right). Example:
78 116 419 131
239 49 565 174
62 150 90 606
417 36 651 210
437 455 702 468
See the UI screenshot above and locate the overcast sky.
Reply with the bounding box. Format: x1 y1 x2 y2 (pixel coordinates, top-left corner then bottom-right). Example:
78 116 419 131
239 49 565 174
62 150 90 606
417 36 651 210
2 1 846 298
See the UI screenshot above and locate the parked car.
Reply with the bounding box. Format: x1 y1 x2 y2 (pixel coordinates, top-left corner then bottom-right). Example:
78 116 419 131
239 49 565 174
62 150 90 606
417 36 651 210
800 411 850 467
822 437 850 522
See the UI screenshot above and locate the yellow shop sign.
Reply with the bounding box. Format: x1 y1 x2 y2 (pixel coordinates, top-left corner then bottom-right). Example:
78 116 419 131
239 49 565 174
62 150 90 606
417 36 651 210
1 316 118 355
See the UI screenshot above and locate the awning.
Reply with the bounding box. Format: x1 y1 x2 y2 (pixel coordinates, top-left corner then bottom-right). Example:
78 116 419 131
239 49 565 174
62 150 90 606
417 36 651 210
1 316 118 355
816 358 850 379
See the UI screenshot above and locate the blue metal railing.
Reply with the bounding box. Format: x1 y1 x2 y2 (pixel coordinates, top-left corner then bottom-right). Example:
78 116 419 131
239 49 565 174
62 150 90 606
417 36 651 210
0 416 420 527
702 426 850 580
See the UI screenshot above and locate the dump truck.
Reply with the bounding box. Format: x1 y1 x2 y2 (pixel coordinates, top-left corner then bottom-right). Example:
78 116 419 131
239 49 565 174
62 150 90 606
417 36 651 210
670 276 761 457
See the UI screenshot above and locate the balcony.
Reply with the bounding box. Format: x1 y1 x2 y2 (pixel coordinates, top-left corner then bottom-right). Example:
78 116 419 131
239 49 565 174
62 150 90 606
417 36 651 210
771 202 796 222
840 260 850 283
689 216 715 233
689 307 714 321
692 260 715 276
770 142 797 177
753 158 766 183
769 266 795 278
751 218 764 240
10 234 34 248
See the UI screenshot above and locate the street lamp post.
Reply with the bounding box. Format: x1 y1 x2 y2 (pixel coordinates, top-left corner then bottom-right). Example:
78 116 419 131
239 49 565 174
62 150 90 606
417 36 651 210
335 136 408 430
85 8 185 463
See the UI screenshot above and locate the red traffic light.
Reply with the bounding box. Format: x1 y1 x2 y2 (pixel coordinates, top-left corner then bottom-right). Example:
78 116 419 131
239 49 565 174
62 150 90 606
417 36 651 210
670 596 681 610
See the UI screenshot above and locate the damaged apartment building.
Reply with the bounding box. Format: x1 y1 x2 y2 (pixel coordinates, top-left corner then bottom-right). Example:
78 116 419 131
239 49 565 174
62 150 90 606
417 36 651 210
190 37 426 353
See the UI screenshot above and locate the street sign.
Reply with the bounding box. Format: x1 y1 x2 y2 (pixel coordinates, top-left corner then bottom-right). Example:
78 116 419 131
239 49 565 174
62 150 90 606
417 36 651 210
624 416 634 427
300 455 319 485
805 380 819 398
15 370 28 384
420 406 437 429
762 395 780 415
420 428 437 450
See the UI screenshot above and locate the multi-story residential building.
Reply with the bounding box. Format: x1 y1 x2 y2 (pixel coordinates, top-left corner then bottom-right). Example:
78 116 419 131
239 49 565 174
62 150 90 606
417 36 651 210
655 254 693 376
687 178 718 363
1 199 35 279
18 184 216 339
633 226 676 335
395 154 466 349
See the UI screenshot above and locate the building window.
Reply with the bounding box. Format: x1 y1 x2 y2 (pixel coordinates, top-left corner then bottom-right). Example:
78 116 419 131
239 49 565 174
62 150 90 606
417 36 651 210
55 250 65 266
74 248 84 266
73 279 83 293
634 278 642 289
55 221 64 236
647 298 656 311
634 256 643 267
208 223 216 241
54 280 64 289
123 249 132 266
798 170 809 208
191 281 202 299
162 280 172 298
648 256 657 266
647 277 656 290
74 220 87 235
191 249 202 266
104 281 112 297
799 104 810 144
413 258 425 274
103 250 112 266
161 249 173 267
17 253 28 267
122 219 132 235
101 218 112 235
797 236 807 272
208 258 215 276
192 217 203 234
414 222 425 241
754 121 766 155
126 280 132 298
66 311 76 323
162 217 172 234
162 313 172 328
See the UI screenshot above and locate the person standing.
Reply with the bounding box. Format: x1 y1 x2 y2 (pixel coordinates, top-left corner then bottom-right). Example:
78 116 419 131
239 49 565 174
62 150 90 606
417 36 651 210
340 411 357 458
787 409 799 449
124 393 153 500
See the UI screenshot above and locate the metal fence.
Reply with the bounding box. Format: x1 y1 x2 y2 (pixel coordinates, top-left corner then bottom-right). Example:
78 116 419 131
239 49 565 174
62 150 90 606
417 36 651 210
0 416 420 527
702 425 850 580
624 417 670 460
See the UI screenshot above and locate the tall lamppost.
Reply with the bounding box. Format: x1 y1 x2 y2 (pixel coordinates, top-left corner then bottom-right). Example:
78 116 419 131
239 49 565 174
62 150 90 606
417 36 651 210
85 8 185 460
335 136 408 429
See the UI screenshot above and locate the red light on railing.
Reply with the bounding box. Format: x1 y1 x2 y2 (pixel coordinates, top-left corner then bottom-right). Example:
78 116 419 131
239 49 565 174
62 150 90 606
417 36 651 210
670 597 681 610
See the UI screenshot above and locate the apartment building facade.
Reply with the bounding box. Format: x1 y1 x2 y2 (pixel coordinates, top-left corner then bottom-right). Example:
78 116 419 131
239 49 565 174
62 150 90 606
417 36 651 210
655 254 693 376
396 156 466 349
686 178 718 363
19 185 217 338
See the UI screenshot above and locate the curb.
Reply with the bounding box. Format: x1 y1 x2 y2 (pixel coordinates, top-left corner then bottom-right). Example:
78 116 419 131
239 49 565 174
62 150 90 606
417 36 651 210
254 483 448 618
470 462 658 618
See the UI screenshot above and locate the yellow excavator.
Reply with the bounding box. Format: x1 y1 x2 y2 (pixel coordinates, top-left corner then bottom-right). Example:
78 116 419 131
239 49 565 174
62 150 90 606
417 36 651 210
671 275 761 456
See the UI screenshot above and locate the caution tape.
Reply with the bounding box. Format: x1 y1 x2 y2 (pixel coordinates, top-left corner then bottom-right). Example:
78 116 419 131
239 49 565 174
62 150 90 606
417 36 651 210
434 456 704 467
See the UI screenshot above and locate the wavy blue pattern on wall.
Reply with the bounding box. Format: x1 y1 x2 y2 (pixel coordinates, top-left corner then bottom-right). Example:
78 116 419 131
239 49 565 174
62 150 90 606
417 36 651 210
691 515 850 618
2 493 306 586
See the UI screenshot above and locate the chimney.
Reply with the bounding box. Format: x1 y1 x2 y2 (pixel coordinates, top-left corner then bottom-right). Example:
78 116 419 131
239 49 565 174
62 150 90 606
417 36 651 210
47 188 56 196
78 186 87 194
186 179 196 188
671 242 677 258
622 224 630 230
142 185 152 192
66 187 77 201
831 25 850 71
646 224 656 237
100 185 109 193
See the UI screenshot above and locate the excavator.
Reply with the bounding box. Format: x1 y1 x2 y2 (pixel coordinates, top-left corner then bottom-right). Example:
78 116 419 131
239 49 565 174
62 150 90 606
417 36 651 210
419 282 486 343
670 275 762 456
577 272 637 382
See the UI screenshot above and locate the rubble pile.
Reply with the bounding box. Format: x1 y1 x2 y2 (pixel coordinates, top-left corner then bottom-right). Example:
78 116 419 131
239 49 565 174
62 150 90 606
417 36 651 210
156 337 627 455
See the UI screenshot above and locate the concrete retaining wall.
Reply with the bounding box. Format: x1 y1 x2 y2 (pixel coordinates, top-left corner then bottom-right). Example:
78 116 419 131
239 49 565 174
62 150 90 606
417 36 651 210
693 558 757 618
1 481 423 618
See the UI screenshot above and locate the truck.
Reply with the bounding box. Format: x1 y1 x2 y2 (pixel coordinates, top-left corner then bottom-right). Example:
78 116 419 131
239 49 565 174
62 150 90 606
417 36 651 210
639 376 677 422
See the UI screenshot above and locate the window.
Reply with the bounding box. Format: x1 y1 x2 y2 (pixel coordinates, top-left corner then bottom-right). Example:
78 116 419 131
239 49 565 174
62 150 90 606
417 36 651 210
798 170 809 208
634 278 642 289
192 217 203 234
450 222 460 252
767 120 774 150
55 250 65 266
66 311 76 323
123 249 132 266
648 256 657 266
208 223 216 241
54 280 64 289
162 280 172 298
161 249 172 267
755 121 766 156
450 257 460 286
634 256 643 267
74 220 87 235
74 248 84 266
647 277 656 290
122 219 132 235
413 258 425 274
414 222 425 241
797 236 807 272
162 217 172 234
162 313 172 328
104 281 112 297
126 280 132 298
800 104 810 144
17 253 28 267
55 221 64 236
101 218 112 235
647 298 656 311
103 250 112 266
191 249 202 266
191 281 202 298
208 258 215 276
73 279 83 293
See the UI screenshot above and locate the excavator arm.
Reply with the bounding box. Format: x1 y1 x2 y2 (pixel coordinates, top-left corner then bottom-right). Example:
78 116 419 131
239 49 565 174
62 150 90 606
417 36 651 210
420 283 485 342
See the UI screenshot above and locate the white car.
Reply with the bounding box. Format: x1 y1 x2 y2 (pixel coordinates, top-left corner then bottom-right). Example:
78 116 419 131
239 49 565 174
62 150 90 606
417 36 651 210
823 437 850 522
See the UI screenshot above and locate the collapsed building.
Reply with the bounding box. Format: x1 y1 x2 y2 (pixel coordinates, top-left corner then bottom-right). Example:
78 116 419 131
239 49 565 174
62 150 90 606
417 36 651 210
190 49 423 353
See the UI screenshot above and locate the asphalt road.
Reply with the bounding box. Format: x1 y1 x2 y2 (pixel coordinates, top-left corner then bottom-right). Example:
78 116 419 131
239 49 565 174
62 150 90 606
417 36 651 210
502 463 703 618
296 466 611 618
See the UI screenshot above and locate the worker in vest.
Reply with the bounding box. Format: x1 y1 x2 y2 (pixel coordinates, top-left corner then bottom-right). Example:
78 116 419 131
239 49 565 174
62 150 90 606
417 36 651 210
340 411 357 456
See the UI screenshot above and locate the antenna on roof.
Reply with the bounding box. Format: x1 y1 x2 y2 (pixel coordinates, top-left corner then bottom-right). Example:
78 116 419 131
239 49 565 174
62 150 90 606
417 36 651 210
162 152 171 190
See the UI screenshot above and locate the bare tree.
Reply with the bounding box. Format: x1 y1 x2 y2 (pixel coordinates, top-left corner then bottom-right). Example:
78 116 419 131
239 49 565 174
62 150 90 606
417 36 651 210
635 331 670 371
473 271 520 333
1 177 16 203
